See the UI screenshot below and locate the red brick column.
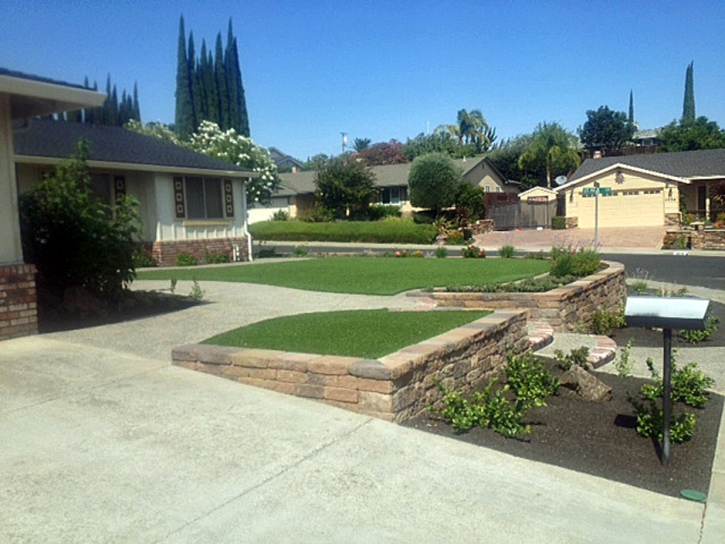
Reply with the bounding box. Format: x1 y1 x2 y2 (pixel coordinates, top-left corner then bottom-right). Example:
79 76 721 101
0 264 38 340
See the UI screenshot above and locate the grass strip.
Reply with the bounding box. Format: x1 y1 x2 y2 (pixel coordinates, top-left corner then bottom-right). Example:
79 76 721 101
136 257 550 295
249 219 438 244
202 309 490 359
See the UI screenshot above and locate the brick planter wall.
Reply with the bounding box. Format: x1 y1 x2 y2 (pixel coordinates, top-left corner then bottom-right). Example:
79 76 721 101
152 237 249 267
690 229 725 250
423 261 626 332
172 309 528 423
0 264 38 341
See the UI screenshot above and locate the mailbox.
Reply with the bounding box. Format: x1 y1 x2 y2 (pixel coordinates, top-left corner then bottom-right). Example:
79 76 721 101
625 296 710 330
624 295 711 465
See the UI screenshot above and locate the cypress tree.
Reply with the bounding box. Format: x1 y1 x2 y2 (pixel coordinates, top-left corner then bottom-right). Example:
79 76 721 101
188 32 200 131
198 40 209 121
132 82 141 122
214 33 230 130
85 81 98 125
203 47 219 124
110 85 119 126
682 61 695 123
225 19 239 133
174 15 195 138
628 90 634 124
232 36 249 136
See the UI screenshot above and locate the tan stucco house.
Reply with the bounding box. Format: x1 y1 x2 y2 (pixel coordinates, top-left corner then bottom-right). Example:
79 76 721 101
1 68 105 340
557 149 725 228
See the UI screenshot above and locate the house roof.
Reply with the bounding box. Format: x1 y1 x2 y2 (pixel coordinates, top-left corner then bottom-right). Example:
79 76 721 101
568 148 725 183
268 146 304 168
14 119 255 177
0 67 106 120
558 162 689 191
518 186 557 198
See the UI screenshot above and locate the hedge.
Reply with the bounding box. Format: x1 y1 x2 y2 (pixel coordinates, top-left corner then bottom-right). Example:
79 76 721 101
249 219 438 244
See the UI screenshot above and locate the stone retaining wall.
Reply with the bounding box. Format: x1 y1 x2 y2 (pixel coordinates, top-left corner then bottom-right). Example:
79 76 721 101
423 261 626 332
690 229 725 250
152 237 249 267
0 264 38 341
172 309 528 423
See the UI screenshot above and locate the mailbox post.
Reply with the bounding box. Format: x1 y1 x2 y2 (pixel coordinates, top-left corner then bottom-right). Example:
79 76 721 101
624 296 710 464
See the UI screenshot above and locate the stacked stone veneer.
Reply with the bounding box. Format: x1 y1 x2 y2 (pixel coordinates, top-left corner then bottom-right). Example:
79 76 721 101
690 228 725 250
424 261 626 332
152 237 248 267
0 264 38 340
172 309 528 423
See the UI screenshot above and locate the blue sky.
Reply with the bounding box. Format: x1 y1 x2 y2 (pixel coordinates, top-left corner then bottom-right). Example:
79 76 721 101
2 0 724 161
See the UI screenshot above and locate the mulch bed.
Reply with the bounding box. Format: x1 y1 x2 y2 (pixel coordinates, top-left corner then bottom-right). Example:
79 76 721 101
404 371 723 498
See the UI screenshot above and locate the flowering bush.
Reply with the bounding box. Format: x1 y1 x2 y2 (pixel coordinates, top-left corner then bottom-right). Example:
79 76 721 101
461 244 486 258
188 121 279 204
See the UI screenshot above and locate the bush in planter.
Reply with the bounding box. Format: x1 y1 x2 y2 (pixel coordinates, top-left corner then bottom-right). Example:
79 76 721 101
176 252 199 266
461 244 486 258
550 245 601 278
551 216 567 230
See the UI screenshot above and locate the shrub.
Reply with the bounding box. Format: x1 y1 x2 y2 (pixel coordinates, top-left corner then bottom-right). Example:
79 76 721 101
445 230 467 245
366 204 401 221
133 243 158 268
461 244 486 258
553 346 590 370
19 139 140 300
271 209 289 221
205 252 231 264
551 216 567 230
435 246 448 259
176 252 199 267
315 156 378 219
589 305 626 335
408 152 463 211
504 352 559 408
412 210 436 224
614 339 635 378
292 244 309 257
550 244 601 278
682 213 696 226
298 206 333 223
498 244 516 258
679 316 719 344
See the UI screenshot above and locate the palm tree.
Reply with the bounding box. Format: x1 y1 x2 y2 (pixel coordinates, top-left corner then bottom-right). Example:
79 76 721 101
436 109 495 153
518 122 581 188
353 137 371 152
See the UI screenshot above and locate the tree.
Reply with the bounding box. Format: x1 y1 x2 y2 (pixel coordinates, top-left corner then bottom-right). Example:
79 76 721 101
353 138 371 152
302 153 330 171
355 140 407 166
407 152 463 212
314 157 378 219
214 33 230 130
174 15 195 139
628 90 634 124
486 135 540 189
19 139 140 301
682 61 695 124
438 109 496 153
578 106 635 155
518 122 580 188
659 116 725 152
403 131 476 160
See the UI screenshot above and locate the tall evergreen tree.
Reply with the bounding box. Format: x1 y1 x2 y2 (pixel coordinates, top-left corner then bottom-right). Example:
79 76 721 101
628 90 634 124
231 36 249 136
682 61 696 123
174 15 195 138
225 20 239 134
214 33 230 130
132 82 141 122
188 32 201 131
203 46 219 124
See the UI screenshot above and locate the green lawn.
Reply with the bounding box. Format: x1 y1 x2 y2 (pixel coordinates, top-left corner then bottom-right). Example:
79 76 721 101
203 309 490 358
136 257 550 295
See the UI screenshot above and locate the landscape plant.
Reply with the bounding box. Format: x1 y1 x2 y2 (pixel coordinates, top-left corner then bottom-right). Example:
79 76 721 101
679 315 719 344
175 252 199 267
434 246 448 259
589 305 626 335
553 346 590 371
407 152 463 213
314 156 378 219
461 244 486 258
498 244 516 258
614 339 635 378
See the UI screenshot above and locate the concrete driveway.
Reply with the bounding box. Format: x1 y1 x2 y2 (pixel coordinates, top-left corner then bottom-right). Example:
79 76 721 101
0 280 720 543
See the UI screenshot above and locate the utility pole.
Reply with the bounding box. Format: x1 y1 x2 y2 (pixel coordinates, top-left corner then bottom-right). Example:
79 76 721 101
340 132 347 154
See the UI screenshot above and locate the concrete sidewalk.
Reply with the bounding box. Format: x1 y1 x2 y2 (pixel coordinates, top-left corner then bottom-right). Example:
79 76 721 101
2 277 725 542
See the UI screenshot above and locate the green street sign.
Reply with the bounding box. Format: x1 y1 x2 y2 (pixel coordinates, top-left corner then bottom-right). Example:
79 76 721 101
600 187 612 196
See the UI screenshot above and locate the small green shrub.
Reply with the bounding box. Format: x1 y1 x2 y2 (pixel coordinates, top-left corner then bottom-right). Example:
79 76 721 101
446 230 467 245
435 246 448 259
271 209 290 221
589 305 626 335
412 211 436 224
292 244 309 257
682 213 696 226
366 204 401 221
176 252 199 267
553 346 590 370
188 279 205 301
442 274 576 293
461 244 486 258
551 216 567 230
205 251 231 264
550 244 602 278
298 206 333 223
498 244 516 258
615 338 635 378
679 316 719 344
629 267 652 295
504 352 559 408
133 243 158 268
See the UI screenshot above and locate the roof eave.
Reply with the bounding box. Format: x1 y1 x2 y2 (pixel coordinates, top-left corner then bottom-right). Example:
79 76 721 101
559 163 690 191
0 74 106 119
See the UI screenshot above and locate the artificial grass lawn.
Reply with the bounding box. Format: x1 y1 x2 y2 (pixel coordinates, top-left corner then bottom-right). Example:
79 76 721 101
136 257 550 295
202 309 490 358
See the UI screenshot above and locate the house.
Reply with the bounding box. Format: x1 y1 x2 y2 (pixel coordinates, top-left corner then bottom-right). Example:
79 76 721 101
1 68 106 341
268 146 304 172
557 148 725 228
14 119 257 267
275 156 519 220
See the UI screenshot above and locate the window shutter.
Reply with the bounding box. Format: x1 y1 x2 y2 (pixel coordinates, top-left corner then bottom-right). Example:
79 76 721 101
113 175 126 202
224 179 234 218
174 176 186 219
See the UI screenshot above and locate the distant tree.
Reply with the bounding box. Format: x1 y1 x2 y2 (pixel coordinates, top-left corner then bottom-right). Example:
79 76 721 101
682 61 696 124
454 182 486 226
214 33 230 131
438 109 496 153
353 137 371 152
355 140 407 166
518 122 580 188
314 157 378 219
578 106 635 155
659 116 725 152
486 135 539 189
302 154 330 171
407 152 463 213
174 16 195 139
404 131 477 160
628 90 634 124
125 120 183 146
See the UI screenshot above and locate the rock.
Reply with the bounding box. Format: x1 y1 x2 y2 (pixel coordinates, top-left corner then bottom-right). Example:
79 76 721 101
561 364 612 402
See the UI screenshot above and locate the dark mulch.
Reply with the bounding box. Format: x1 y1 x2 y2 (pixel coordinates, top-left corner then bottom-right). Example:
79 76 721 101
403 371 723 498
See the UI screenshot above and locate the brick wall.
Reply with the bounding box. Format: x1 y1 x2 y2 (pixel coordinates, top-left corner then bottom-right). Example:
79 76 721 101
690 229 725 250
0 264 38 341
152 237 249 267
425 261 626 332
172 309 528 423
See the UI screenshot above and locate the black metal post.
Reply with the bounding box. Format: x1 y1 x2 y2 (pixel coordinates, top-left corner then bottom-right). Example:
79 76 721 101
662 328 672 464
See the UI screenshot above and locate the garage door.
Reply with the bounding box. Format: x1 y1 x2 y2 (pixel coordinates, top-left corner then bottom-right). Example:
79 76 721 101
577 190 663 228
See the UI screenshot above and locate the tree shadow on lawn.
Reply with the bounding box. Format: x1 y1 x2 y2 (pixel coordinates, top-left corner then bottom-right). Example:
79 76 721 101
404 372 723 498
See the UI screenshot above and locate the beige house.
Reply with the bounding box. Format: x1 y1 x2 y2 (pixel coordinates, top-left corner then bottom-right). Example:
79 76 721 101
556 149 725 228
0 68 105 341
276 156 518 220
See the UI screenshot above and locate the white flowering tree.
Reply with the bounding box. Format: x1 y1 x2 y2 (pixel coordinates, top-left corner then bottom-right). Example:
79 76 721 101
187 121 279 204
125 119 279 204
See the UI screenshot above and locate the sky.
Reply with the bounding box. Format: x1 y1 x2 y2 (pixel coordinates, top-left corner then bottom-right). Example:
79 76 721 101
2 0 724 161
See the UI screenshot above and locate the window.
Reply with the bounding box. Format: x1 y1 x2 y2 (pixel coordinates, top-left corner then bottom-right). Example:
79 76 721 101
484 185 491 192
174 176 233 220
380 186 408 205
495 186 502 193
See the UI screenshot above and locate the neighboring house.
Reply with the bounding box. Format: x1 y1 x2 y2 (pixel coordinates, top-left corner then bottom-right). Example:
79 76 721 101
275 156 519 220
0 68 105 341
632 128 661 148
557 148 725 228
14 118 257 266
518 186 558 202
268 146 304 172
